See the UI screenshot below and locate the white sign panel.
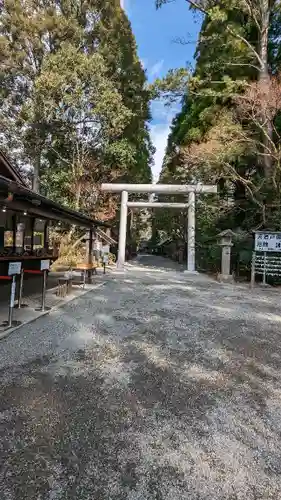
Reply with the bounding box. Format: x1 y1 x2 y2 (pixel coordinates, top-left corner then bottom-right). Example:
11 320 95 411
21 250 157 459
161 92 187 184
102 245 110 254
8 261 22 276
10 279 16 307
255 232 281 252
40 259 50 271
93 241 102 251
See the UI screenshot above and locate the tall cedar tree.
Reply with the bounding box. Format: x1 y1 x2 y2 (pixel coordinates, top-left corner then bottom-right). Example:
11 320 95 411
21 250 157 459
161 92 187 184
152 0 281 269
0 0 152 218
94 0 153 184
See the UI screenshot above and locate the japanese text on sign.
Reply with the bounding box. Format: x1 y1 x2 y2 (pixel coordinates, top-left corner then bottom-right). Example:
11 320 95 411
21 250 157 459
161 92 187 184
40 259 50 271
8 261 22 276
254 232 281 252
102 245 110 254
93 241 101 251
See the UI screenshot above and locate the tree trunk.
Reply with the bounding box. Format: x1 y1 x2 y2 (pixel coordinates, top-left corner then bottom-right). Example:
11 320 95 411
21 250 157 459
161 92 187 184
260 3 269 82
33 153 40 193
75 181 82 211
259 0 273 182
66 181 82 242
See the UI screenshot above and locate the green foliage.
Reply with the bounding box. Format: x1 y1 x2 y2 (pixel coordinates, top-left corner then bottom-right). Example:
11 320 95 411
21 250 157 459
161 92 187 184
150 68 190 103
94 0 153 184
0 0 153 227
36 44 132 137
152 0 281 274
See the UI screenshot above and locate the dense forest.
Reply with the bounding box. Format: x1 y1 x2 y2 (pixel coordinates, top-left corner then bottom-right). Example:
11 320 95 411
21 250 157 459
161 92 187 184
152 0 281 273
2 0 281 270
0 0 153 228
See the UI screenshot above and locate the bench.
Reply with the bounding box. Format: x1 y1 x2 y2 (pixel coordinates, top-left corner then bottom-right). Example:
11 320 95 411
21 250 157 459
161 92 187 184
57 263 97 295
72 263 97 288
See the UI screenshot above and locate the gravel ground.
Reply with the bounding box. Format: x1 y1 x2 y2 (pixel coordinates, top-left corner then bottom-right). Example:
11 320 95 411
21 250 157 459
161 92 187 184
1 255 281 499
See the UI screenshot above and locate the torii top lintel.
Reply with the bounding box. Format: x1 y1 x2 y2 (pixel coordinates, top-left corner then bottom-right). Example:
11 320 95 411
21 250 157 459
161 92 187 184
100 183 217 194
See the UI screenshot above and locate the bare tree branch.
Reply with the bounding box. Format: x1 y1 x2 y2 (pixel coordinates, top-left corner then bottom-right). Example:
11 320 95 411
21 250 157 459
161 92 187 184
242 0 262 32
226 26 263 68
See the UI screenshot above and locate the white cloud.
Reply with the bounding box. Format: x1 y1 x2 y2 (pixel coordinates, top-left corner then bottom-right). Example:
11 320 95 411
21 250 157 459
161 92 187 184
150 123 170 183
149 100 181 182
120 0 130 11
149 59 164 79
140 58 147 70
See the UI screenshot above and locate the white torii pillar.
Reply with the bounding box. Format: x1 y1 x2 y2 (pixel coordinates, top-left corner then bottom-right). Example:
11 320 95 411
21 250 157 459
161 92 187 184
100 183 217 271
118 190 128 269
188 191 195 273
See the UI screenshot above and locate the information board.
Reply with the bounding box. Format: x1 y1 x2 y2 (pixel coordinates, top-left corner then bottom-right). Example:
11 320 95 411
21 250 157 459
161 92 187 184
40 259 50 271
8 261 22 276
102 245 110 254
102 254 109 264
254 232 281 252
254 254 281 276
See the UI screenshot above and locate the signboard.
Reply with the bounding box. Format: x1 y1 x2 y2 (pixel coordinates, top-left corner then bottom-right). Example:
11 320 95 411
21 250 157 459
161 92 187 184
40 259 50 271
16 233 24 248
4 231 13 247
34 234 43 246
34 219 45 232
254 232 281 252
93 240 102 251
254 254 281 276
102 254 109 264
17 223 25 232
10 279 16 308
8 261 22 276
102 245 110 254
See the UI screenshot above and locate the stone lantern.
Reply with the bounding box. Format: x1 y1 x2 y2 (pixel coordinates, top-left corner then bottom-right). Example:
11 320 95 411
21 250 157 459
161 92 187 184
217 229 235 282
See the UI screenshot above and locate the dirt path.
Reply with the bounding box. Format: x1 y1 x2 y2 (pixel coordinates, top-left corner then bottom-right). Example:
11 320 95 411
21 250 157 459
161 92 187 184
1 256 281 499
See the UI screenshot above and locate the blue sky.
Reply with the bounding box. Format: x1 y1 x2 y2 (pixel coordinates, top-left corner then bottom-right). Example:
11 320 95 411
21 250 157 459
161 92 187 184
121 0 202 181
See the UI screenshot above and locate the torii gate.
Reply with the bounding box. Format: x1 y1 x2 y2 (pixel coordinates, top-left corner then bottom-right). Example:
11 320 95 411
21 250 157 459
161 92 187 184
101 183 217 271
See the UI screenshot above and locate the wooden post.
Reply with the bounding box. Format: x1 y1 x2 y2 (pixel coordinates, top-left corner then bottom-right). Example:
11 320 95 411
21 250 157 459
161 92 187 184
117 190 128 269
44 220 49 251
263 252 267 285
12 214 16 253
250 252 256 289
88 227 93 283
31 217 35 253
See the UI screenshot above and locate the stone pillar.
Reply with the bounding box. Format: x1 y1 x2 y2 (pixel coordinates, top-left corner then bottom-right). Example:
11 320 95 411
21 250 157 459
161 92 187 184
117 190 128 269
187 191 196 272
218 230 235 283
221 245 232 275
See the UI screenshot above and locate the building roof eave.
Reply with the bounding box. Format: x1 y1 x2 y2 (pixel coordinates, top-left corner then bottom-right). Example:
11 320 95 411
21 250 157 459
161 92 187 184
0 176 109 229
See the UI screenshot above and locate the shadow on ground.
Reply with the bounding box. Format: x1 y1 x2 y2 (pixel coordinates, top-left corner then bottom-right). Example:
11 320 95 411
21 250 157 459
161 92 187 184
1 257 281 499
